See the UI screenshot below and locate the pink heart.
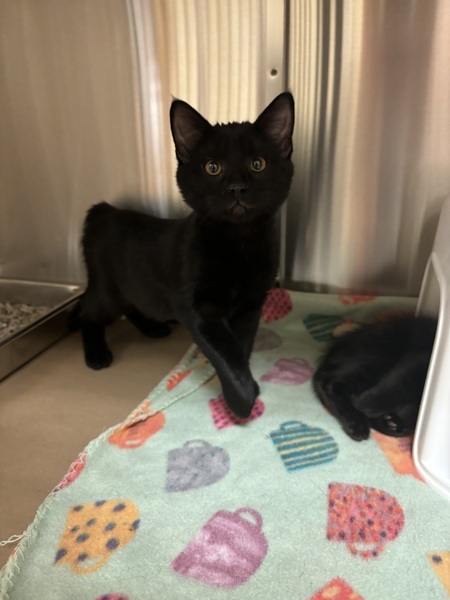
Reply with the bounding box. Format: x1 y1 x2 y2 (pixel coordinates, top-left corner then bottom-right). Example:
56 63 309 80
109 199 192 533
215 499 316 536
171 508 268 588
261 358 312 385
209 395 265 430
262 289 292 322
327 483 405 559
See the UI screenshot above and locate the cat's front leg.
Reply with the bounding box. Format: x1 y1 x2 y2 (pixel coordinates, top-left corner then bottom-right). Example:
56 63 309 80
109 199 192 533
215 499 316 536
186 312 258 418
229 308 262 361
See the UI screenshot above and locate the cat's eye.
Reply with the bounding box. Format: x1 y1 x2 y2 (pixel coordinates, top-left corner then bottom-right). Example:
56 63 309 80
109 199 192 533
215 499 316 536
204 160 222 176
249 157 267 172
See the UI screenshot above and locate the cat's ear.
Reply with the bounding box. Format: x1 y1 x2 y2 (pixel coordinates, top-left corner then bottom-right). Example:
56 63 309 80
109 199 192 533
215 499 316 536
254 92 295 159
170 100 212 163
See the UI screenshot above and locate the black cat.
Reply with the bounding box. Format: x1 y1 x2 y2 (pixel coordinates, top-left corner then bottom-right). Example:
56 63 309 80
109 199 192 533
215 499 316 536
312 315 437 440
71 93 295 418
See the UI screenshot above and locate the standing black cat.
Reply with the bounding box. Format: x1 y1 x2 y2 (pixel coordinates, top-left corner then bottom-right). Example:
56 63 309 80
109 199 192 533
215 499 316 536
71 93 295 418
312 315 437 440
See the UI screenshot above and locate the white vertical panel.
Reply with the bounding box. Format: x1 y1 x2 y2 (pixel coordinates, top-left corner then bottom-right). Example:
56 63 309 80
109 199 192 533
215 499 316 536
285 0 450 295
126 0 286 216
1 0 287 283
0 0 140 283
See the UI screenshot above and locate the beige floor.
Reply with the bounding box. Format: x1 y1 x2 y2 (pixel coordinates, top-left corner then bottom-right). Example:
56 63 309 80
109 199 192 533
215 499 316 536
0 320 191 568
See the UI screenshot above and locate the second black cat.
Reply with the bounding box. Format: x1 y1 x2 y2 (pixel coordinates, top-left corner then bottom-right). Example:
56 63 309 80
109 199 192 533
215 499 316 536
71 93 295 418
312 314 437 440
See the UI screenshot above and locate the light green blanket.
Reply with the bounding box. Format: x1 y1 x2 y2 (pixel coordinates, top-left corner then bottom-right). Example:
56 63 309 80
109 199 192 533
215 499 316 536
1 291 449 600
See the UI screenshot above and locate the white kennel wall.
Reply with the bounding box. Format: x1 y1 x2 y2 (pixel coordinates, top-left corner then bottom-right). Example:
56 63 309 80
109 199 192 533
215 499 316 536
284 0 450 295
0 1 140 283
1 0 449 293
0 0 285 284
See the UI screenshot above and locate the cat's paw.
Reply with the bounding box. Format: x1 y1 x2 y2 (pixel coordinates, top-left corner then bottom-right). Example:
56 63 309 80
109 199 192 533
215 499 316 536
85 348 113 370
226 394 256 419
343 417 370 441
370 414 410 437
221 378 258 419
382 414 401 432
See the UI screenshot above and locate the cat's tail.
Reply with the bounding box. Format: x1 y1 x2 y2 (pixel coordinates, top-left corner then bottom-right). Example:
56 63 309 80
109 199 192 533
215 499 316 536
82 201 117 253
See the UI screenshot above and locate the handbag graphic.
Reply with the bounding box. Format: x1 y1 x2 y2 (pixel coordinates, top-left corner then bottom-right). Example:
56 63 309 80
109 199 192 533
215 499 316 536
171 508 268 588
166 440 230 492
270 421 338 471
327 483 405 559
261 357 312 385
209 394 265 430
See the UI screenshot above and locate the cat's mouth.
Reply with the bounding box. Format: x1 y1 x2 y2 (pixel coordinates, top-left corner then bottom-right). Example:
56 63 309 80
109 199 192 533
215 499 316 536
226 201 251 217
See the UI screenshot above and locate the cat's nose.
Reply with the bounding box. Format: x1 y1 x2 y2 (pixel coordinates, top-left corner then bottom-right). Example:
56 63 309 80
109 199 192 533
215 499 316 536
227 183 248 196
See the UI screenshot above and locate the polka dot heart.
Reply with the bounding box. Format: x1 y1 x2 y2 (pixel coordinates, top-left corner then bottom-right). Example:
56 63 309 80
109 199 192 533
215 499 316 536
327 483 405 559
310 577 364 599
95 595 129 600
427 551 450 595
54 500 140 574
209 395 265 430
262 288 293 322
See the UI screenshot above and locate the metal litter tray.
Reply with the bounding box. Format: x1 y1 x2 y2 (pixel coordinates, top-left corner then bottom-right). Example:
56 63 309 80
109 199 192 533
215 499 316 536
0 279 82 381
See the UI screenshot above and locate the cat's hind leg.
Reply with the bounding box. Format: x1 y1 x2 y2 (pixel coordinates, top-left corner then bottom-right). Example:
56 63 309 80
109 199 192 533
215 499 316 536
81 321 113 370
78 289 120 370
67 301 82 332
124 306 172 338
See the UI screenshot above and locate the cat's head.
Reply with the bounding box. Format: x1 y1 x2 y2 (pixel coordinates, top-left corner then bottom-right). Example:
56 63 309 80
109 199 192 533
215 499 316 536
170 93 295 223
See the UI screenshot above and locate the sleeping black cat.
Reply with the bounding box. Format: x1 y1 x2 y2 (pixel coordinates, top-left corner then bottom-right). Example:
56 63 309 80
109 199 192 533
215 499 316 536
312 315 437 440
71 93 295 418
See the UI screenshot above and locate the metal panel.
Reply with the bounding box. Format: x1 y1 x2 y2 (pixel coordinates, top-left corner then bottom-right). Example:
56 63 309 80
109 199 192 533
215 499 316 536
125 0 286 215
4 0 447 295
0 0 285 284
284 0 450 295
0 0 141 284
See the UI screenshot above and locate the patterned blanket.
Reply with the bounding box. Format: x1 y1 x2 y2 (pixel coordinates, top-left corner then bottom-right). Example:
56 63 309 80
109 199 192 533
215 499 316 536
1 290 449 600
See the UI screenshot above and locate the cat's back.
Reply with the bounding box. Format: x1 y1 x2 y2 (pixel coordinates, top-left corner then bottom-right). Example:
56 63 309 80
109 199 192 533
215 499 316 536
83 202 183 251
361 314 436 351
84 201 176 233
325 315 437 362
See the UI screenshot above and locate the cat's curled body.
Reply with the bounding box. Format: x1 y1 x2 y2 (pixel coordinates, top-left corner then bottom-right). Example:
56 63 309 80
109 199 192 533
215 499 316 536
73 93 295 418
312 315 437 440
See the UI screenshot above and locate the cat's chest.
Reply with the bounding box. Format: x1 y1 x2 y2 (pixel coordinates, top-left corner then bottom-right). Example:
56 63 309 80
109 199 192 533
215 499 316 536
201 236 274 283
184 218 278 312
192 237 277 315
